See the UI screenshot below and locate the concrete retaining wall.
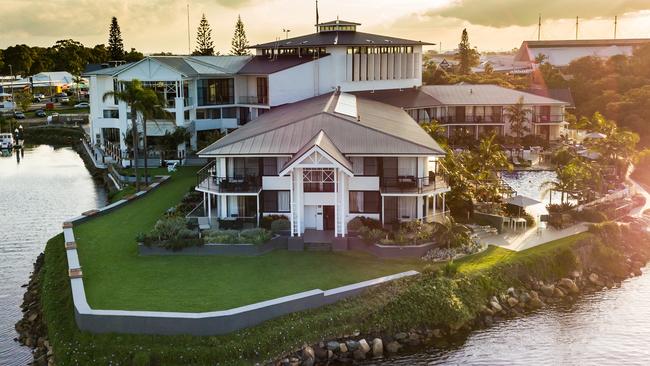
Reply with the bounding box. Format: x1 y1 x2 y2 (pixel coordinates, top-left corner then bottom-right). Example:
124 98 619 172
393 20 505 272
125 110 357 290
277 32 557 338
138 236 288 256
62 177 420 336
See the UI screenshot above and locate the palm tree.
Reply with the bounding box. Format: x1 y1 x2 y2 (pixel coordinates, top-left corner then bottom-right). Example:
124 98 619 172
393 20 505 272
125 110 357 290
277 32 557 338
136 89 171 185
432 216 472 260
421 120 447 144
504 96 530 143
103 80 146 190
72 75 84 101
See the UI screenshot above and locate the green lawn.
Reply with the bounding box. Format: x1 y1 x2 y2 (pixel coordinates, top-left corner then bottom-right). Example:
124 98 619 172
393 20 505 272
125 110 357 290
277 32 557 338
74 167 423 312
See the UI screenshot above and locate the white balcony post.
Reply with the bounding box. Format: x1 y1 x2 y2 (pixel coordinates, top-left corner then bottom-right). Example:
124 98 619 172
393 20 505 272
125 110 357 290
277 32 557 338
334 168 338 237
207 194 212 221
203 192 207 215
442 193 446 213
256 194 260 228
290 171 294 237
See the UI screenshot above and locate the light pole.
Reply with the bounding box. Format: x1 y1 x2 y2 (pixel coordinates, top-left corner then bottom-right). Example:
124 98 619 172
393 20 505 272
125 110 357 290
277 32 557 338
9 64 14 112
282 28 291 40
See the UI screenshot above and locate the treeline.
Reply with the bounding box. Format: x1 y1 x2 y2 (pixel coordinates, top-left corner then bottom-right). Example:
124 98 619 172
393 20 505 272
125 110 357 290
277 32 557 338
0 17 143 77
539 44 650 145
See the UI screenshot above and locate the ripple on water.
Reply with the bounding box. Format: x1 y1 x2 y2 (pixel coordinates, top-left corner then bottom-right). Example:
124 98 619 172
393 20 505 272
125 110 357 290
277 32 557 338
0 146 107 366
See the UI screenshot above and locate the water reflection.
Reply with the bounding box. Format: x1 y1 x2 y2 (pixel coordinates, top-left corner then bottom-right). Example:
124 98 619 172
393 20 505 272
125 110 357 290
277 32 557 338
0 145 107 366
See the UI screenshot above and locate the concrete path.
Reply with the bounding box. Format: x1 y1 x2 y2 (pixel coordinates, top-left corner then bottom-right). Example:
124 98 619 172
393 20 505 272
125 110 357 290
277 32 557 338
481 223 589 252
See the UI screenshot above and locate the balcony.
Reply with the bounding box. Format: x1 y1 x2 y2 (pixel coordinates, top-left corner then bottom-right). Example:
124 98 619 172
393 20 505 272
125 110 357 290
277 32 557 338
238 96 269 105
531 115 564 123
438 115 504 124
380 173 449 195
196 162 262 194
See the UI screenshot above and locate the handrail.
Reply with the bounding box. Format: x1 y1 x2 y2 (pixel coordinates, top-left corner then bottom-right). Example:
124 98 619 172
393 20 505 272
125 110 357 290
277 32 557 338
380 173 448 194
197 169 262 194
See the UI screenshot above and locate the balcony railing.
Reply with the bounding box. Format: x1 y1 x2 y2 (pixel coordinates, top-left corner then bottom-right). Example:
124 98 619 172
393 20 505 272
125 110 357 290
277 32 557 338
531 115 564 123
380 173 448 194
196 162 262 194
438 115 504 124
238 96 269 105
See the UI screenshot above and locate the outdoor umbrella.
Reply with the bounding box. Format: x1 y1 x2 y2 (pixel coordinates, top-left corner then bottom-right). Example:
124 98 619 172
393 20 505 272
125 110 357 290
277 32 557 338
505 195 542 216
584 132 607 139
578 149 601 160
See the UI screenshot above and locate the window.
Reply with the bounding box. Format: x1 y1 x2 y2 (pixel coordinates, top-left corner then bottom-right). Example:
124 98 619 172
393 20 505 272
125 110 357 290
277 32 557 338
102 109 119 118
303 168 335 192
262 191 290 212
364 157 378 176
232 157 259 178
349 191 380 213
262 157 277 176
197 79 234 106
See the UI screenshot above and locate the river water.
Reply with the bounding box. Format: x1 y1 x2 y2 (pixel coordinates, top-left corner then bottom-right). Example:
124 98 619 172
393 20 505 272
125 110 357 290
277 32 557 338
2 148 650 365
0 146 106 366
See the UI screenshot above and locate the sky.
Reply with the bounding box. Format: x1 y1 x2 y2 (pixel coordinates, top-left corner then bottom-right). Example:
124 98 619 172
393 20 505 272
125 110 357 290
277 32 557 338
1 0 650 54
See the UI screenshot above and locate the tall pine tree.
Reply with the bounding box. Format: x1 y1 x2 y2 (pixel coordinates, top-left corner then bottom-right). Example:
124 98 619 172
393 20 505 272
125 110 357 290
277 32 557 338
230 15 250 56
108 16 124 61
457 28 479 75
193 14 216 56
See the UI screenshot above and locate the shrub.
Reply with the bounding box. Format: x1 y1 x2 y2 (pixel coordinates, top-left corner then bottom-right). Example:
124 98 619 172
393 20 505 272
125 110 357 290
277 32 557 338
547 202 575 213
442 261 459 277
361 228 386 244
573 208 608 223
261 215 288 230
588 221 622 243
347 216 382 232
270 218 290 234
240 228 272 245
204 230 240 244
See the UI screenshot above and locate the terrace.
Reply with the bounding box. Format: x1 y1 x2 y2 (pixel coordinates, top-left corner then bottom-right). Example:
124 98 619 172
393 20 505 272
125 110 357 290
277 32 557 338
195 160 262 195
380 173 449 194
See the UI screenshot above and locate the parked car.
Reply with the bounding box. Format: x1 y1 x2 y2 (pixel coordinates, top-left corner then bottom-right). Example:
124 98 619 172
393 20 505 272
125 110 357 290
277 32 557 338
74 102 89 109
34 93 45 99
35 109 46 117
13 111 25 119
59 96 70 103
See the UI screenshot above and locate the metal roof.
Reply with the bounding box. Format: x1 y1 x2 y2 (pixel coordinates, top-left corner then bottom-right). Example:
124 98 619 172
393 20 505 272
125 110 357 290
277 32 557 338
238 55 324 75
316 19 361 26
524 88 575 108
520 38 650 49
84 56 252 77
352 88 443 109
250 31 433 49
420 85 569 106
198 92 445 157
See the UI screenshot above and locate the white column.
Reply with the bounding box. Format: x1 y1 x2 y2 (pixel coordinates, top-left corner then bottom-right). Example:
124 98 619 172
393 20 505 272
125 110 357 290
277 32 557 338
381 195 385 226
416 196 424 221
334 168 338 237
203 192 207 215
433 194 437 217
256 194 260 227
290 171 294 237
207 194 212 221
341 171 346 237
442 193 446 213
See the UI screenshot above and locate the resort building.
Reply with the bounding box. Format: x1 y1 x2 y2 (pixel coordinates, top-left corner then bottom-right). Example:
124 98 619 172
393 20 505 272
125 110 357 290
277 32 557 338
85 19 431 159
196 91 449 237
515 39 650 68
354 84 570 142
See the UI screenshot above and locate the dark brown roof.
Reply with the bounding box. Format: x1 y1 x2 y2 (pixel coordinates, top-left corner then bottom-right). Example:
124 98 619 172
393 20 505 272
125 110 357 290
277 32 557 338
524 88 575 108
238 55 326 75
250 31 434 49
521 38 650 48
351 88 443 109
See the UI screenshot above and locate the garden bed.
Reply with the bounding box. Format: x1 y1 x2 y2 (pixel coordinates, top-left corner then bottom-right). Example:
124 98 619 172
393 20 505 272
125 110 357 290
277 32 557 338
138 235 287 256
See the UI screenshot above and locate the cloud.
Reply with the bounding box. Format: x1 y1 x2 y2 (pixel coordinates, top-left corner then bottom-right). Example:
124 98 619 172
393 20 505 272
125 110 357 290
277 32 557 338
430 0 650 27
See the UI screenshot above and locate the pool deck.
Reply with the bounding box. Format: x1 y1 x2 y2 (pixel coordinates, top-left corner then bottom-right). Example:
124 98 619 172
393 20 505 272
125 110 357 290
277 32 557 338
482 174 650 252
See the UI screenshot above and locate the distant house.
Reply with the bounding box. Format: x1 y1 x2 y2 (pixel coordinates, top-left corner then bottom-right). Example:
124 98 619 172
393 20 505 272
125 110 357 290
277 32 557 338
196 91 449 237
515 39 650 68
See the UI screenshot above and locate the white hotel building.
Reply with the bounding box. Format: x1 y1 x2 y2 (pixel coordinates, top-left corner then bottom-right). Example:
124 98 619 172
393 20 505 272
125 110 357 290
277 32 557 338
85 20 428 154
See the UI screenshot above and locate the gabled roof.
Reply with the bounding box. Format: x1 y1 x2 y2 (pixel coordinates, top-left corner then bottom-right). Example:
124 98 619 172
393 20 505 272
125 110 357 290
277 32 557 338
280 130 353 176
419 85 569 106
198 92 445 157
250 31 433 49
84 56 252 77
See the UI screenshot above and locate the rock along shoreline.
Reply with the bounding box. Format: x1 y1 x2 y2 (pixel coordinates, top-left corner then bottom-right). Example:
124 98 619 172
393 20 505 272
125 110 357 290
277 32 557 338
274 229 649 365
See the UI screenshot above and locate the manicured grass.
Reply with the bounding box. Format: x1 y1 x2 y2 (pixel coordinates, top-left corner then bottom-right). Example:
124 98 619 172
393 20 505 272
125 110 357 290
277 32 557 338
456 232 591 274
74 167 423 312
